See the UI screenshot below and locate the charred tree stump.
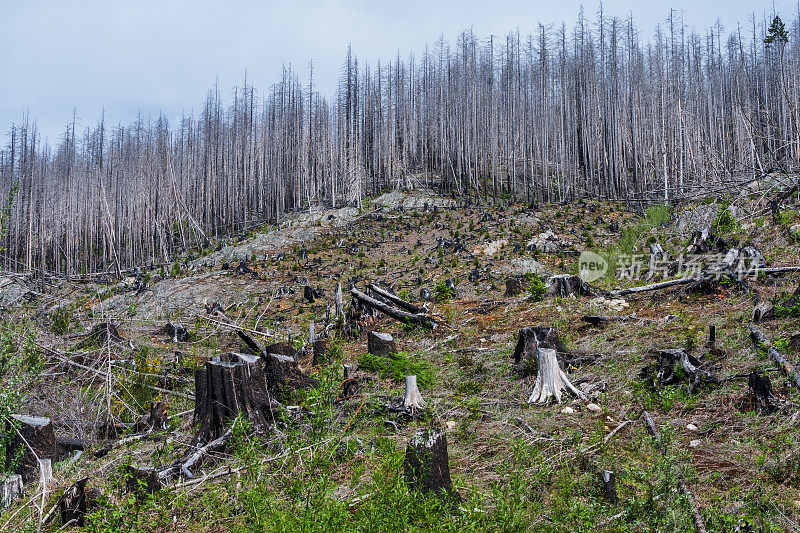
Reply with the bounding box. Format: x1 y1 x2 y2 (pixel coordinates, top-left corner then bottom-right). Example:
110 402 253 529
262 352 318 400
528 348 585 404
193 353 280 446
5 415 60 483
155 322 189 342
748 371 776 414
513 327 567 376
124 465 162 497
76 322 125 349
601 470 618 504
132 401 168 433
311 339 328 366
404 429 458 500
368 331 397 358
547 274 593 297
59 478 89 527
505 275 529 297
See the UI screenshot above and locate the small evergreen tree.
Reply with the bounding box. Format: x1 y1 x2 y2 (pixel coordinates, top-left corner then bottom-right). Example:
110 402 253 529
764 15 789 46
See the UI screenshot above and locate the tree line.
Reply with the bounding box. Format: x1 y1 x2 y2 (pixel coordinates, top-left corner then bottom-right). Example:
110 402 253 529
0 7 797 275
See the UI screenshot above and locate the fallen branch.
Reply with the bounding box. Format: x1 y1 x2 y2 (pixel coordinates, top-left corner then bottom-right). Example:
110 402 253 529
367 284 425 314
749 326 800 388
608 277 699 298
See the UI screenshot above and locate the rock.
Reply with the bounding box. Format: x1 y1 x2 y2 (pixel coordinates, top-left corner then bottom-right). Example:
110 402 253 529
590 296 630 313
445 420 457 431
689 439 702 448
503 257 544 276
586 403 602 413
0 278 32 309
527 230 564 253
367 331 397 358
560 406 575 415
686 423 698 432
480 239 508 256
790 224 800 240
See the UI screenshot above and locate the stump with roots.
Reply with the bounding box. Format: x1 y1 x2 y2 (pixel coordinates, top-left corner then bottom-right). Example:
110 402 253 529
403 375 426 413
527 348 585 404
193 353 280 446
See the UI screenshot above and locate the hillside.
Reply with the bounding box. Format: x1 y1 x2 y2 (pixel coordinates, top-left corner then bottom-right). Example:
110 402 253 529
2 179 800 532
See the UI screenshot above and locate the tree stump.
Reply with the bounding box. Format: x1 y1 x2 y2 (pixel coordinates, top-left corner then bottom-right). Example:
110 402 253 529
193 353 280 445
527 348 584 404
59 477 89 526
404 429 456 498
124 465 161 497
76 322 124 349
155 322 189 342
262 352 318 400
505 275 529 297
601 470 618 503
368 331 397 358
1 474 23 507
403 375 426 413
748 370 776 414
311 339 328 366
5 415 60 482
512 327 567 376
547 274 592 297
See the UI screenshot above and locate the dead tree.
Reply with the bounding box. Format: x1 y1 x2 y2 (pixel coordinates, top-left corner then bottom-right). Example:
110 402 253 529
193 353 280 446
749 327 800 389
527 348 585 404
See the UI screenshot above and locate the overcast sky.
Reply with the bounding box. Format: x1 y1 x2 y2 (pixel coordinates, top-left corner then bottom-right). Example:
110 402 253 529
0 0 789 144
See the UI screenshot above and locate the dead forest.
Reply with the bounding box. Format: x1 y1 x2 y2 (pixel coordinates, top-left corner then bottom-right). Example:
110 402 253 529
3 6 800 532
1 9 800 275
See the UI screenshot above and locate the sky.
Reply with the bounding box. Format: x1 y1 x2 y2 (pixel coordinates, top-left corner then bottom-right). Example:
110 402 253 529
0 0 791 144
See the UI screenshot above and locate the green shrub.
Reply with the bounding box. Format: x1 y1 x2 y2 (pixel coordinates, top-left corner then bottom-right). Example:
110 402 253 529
527 274 548 302
51 308 71 335
714 204 739 234
434 280 457 303
357 351 434 387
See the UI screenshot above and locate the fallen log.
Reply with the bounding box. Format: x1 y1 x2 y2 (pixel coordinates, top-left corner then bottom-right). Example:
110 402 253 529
749 326 800 389
367 284 425 314
351 288 436 328
608 277 698 297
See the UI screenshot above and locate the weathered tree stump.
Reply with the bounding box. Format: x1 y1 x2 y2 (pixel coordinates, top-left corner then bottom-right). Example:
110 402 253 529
547 274 592 297
601 470 618 504
76 322 125 349
512 327 567 376
193 353 280 445
311 339 328 366
132 401 168 433
403 375 426 413
505 275 529 296
59 477 89 526
1 474 23 507
262 353 318 400
404 429 456 499
5 415 60 482
527 348 585 404
748 370 776 414
124 465 161 496
155 322 189 342
368 331 397 358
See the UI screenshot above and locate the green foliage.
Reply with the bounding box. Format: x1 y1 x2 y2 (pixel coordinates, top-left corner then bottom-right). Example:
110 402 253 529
765 15 789 46
526 274 548 302
357 351 434 387
714 204 739 234
51 308 71 335
433 280 456 303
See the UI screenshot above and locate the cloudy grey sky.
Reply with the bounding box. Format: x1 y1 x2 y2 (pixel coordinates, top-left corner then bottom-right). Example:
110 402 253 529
0 0 788 143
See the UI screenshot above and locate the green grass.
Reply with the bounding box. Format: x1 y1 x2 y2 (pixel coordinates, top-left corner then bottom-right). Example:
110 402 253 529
358 351 434 388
